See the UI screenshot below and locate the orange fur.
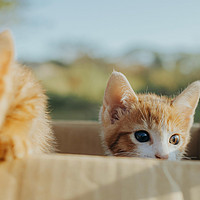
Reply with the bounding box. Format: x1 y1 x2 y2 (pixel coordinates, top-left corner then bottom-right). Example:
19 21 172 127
0 30 54 161
100 71 200 160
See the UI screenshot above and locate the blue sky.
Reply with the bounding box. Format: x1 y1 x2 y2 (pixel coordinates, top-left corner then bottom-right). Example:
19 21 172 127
1 0 200 61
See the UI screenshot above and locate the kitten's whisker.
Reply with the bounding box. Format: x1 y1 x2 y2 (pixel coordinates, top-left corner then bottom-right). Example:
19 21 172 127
136 104 147 123
181 155 195 160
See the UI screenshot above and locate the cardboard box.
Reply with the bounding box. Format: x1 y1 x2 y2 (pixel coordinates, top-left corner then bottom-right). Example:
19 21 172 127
0 121 200 200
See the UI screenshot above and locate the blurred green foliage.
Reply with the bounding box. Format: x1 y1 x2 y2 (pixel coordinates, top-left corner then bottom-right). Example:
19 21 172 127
48 93 100 120
0 0 19 9
28 50 200 122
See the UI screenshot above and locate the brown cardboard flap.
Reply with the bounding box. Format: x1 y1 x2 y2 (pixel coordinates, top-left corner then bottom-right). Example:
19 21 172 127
1 154 200 200
53 120 104 155
187 124 200 159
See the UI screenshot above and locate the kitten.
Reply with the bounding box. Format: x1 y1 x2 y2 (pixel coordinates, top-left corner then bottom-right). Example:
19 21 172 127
0 30 54 161
100 71 200 160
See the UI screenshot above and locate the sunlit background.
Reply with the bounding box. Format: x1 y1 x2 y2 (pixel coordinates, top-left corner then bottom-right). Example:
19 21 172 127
0 0 200 121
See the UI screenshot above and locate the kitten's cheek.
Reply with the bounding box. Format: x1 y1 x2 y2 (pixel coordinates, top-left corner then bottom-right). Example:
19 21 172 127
168 152 178 161
135 144 154 158
168 146 183 160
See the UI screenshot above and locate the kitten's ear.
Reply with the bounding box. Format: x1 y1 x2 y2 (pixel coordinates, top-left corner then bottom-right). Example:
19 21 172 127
103 71 138 122
0 30 14 75
172 81 200 118
104 71 138 108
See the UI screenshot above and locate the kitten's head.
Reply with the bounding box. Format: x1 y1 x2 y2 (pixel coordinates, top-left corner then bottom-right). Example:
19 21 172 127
100 71 200 160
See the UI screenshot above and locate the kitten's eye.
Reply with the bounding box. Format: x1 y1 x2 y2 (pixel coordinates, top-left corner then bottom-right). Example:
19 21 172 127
134 130 150 143
169 134 180 145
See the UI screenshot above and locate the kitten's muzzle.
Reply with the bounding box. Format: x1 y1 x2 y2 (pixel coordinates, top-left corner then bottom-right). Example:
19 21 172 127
155 154 169 160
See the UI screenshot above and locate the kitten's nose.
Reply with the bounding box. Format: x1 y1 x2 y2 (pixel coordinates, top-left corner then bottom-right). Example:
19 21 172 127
155 154 168 160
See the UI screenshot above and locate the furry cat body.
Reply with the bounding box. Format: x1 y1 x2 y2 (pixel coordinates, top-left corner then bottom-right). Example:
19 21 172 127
100 71 200 160
0 30 54 160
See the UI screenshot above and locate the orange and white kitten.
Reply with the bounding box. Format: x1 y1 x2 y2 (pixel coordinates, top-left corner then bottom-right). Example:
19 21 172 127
100 71 200 160
0 30 54 161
